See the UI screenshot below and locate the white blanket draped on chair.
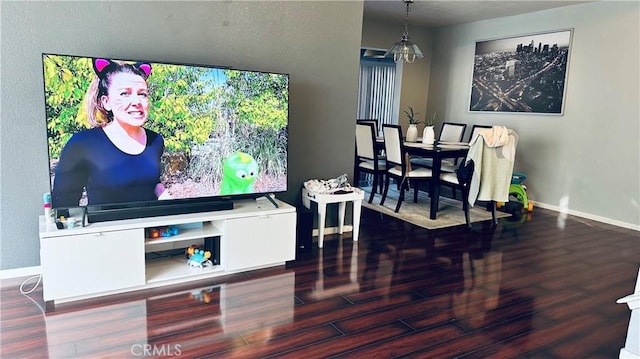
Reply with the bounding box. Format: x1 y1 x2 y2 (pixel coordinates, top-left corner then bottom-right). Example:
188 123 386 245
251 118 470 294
466 126 518 206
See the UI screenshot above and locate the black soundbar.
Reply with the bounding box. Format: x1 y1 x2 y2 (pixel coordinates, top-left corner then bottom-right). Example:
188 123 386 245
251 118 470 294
86 200 234 223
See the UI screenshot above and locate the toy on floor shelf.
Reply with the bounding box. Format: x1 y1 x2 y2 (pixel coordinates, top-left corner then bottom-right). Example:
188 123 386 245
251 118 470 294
498 172 533 212
186 245 213 268
146 226 179 239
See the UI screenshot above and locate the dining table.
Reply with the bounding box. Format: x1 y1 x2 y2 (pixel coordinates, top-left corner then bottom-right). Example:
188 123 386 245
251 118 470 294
376 138 470 220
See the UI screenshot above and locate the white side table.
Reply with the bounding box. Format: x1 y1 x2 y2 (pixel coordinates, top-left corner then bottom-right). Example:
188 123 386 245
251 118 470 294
301 188 364 248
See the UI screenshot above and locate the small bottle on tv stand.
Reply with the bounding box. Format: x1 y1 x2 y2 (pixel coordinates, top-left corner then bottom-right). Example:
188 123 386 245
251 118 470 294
44 203 54 224
43 192 54 224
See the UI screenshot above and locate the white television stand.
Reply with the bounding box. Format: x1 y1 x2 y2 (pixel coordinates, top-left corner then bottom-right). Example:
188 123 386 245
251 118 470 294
39 198 296 310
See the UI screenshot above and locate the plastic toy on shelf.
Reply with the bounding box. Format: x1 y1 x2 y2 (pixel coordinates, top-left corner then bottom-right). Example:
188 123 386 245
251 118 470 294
185 245 213 268
146 226 179 239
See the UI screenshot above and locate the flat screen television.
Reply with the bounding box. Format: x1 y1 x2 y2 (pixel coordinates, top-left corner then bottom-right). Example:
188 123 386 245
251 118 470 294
42 53 288 222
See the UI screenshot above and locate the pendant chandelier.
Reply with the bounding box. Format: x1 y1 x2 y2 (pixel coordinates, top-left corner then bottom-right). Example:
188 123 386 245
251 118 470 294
385 0 424 64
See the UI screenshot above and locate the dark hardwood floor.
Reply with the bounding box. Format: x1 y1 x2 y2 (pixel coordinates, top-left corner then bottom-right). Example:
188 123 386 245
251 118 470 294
2 206 638 358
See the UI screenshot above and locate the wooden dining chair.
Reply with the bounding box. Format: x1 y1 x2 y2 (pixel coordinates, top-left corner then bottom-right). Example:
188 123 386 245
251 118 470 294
410 122 467 172
439 122 467 142
380 124 432 212
355 123 386 203
433 123 487 199
439 122 468 172
356 119 379 137
442 126 518 228
416 122 475 200
357 118 384 159
468 124 492 143
440 160 496 228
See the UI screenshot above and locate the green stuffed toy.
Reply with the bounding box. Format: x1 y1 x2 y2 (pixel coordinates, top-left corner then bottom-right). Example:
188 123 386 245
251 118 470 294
219 152 259 195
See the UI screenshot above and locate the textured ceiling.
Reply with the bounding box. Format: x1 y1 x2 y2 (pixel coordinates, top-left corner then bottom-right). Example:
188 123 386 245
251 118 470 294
363 0 594 28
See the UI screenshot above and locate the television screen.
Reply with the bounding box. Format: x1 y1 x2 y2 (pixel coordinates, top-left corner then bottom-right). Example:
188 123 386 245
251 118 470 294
42 53 288 220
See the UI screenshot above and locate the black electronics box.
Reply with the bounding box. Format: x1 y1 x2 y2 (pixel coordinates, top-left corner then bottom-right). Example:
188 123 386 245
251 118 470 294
295 207 313 260
204 236 221 265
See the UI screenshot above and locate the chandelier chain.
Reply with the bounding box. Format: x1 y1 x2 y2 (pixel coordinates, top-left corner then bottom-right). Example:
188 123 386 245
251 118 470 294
403 0 411 38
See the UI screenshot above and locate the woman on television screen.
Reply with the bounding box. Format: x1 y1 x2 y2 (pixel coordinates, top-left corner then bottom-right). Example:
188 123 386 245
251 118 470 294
52 58 169 208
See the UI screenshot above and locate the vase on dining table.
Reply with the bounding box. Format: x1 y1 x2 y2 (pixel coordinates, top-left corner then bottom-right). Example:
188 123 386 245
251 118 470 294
406 124 418 142
422 125 435 145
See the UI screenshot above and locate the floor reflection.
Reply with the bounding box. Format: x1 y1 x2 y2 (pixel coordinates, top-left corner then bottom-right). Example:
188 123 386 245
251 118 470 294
311 223 504 306
453 250 503 328
44 300 148 357
360 240 394 300
42 272 295 357
39 210 538 358
311 239 360 300
298 211 533 350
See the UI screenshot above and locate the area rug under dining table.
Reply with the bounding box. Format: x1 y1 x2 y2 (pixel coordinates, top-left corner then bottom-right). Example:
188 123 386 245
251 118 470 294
360 185 510 230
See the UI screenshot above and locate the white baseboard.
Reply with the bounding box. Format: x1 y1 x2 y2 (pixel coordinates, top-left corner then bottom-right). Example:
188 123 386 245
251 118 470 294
0 266 41 280
532 201 640 232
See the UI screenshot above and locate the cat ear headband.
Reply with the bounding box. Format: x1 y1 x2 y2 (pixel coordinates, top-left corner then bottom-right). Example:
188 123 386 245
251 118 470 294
92 58 152 79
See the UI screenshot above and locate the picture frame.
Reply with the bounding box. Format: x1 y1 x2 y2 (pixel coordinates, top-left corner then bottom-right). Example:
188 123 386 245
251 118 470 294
469 29 573 115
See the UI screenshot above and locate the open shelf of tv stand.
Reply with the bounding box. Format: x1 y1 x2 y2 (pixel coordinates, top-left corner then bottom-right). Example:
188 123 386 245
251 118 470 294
144 224 223 245
145 257 224 284
39 197 296 309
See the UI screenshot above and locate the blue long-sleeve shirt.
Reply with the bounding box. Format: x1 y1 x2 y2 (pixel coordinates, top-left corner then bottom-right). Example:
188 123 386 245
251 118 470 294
52 127 164 208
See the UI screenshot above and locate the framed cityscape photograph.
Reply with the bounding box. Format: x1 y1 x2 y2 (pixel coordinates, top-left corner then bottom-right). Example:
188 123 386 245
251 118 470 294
469 29 573 115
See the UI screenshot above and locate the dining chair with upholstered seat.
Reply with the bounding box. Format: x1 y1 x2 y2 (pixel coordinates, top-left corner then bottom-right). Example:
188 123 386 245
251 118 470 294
468 124 492 143
439 160 496 228
410 122 467 172
438 123 490 199
357 119 385 158
453 123 492 200
410 122 467 198
380 124 432 213
357 119 379 137
355 122 386 203
438 122 468 172
439 122 467 143
441 126 518 228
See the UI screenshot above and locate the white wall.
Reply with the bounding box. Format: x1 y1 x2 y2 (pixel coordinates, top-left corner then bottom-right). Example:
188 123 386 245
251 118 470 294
427 1 639 228
0 1 364 270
